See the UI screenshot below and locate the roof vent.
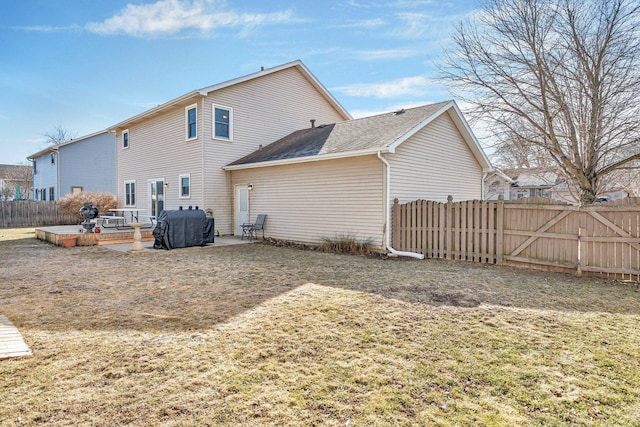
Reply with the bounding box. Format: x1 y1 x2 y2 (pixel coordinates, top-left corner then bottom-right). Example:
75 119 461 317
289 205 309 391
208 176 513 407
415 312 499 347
258 144 263 150
310 119 316 128
394 109 406 115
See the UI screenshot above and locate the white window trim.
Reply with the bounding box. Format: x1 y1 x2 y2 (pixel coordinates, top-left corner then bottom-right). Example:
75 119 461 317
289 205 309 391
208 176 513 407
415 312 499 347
124 180 136 207
179 174 191 199
122 129 130 149
185 104 198 141
212 104 233 141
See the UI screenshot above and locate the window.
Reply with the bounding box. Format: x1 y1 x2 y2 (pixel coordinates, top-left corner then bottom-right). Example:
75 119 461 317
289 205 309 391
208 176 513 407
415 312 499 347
122 130 129 149
33 160 37 174
50 153 55 164
49 187 55 201
213 105 233 140
71 186 83 194
186 105 197 140
179 174 190 198
41 188 46 201
124 181 136 206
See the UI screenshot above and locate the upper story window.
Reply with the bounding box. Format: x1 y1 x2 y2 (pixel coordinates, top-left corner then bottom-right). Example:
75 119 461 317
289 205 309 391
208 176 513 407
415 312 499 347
124 180 136 206
179 174 190 198
50 153 55 164
213 105 233 141
186 104 197 140
33 160 37 174
123 130 129 149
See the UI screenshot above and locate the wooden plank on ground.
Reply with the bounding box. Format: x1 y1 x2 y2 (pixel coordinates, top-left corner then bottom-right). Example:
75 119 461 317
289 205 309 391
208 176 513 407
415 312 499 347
0 315 32 360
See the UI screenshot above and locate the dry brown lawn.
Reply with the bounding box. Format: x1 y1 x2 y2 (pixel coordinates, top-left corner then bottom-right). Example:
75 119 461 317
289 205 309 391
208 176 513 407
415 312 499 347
1 227 639 426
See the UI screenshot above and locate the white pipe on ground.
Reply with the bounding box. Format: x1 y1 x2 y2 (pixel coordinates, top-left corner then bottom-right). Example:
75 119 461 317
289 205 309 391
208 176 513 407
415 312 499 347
377 151 425 259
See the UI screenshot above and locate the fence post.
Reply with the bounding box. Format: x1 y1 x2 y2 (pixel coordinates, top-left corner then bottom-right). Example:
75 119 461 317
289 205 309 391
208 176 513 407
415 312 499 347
446 195 453 260
496 195 504 264
577 227 583 276
392 198 400 249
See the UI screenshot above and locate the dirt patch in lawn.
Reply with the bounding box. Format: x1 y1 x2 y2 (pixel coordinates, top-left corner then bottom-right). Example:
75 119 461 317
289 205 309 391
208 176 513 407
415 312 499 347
1 228 639 426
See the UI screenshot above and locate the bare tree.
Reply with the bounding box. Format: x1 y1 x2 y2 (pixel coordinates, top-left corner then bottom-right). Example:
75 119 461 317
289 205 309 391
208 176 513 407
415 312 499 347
442 0 640 204
0 164 33 200
43 124 76 145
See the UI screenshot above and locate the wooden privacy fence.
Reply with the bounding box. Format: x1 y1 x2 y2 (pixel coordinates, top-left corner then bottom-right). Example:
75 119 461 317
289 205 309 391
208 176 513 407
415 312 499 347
0 201 78 227
392 196 640 282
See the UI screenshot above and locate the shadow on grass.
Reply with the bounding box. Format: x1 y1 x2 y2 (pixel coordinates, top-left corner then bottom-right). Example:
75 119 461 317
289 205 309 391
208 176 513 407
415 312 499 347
0 241 638 333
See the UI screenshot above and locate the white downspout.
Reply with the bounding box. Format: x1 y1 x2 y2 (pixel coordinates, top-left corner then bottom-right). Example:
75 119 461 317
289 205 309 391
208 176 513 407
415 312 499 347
56 150 60 200
201 97 206 208
377 151 425 259
481 172 488 200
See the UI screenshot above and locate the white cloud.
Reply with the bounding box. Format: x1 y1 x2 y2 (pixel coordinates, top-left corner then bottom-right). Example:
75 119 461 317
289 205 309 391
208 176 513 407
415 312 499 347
347 0 436 9
9 24 82 33
334 18 385 28
86 0 296 38
390 12 433 39
0 113 8 120
333 75 433 99
354 49 418 60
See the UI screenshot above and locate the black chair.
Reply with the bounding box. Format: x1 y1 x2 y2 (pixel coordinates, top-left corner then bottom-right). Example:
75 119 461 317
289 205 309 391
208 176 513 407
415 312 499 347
241 214 267 241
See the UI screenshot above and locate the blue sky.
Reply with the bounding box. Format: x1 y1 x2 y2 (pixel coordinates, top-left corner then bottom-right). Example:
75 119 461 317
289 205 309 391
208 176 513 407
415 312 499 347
0 0 479 165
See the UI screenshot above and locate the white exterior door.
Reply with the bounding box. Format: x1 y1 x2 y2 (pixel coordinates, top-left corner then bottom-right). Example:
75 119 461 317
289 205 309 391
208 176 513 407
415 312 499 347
235 185 249 236
149 179 165 218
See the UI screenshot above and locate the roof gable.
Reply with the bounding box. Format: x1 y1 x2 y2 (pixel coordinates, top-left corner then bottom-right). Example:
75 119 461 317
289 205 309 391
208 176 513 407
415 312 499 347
27 130 111 160
110 60 350 130
226 101 492 171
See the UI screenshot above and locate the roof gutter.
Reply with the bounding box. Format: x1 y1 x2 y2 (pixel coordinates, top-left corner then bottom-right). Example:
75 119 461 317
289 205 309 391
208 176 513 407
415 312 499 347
377 151 424 259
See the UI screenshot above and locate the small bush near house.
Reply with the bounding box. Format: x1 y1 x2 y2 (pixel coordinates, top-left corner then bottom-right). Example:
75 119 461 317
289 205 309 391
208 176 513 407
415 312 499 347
58 192 117 217
322 234 374 255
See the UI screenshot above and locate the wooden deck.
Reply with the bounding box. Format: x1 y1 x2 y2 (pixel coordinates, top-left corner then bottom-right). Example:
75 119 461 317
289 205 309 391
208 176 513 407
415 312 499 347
0 315 32 360
35 225 155 247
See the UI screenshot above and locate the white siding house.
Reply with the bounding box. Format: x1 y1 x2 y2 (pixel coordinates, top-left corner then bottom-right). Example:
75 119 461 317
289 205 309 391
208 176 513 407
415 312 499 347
225 101 492 251
109 60 491 251
109 60 351 232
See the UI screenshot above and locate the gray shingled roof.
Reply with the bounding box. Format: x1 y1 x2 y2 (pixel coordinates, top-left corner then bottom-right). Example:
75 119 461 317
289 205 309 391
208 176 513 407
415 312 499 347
228 101 451 166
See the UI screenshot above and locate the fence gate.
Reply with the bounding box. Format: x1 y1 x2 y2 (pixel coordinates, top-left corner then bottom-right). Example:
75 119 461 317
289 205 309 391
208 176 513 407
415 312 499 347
392 197 640 282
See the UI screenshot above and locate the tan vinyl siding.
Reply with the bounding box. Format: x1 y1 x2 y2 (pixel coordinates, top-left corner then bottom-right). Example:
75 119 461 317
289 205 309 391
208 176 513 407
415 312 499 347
230 156 385 248
389 111 482 204
202 67 347 233
115 66 346 227
116 106 204 210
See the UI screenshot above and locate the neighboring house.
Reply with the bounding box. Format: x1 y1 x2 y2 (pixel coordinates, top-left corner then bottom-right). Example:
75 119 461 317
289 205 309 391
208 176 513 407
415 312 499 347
484 169 515 200
507 169 557 200
27 130 116 200
109 60 491 250
485 168 630 203
225 101 491 249
551 181 629 204
0 164 32 200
